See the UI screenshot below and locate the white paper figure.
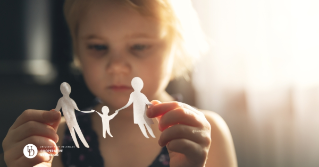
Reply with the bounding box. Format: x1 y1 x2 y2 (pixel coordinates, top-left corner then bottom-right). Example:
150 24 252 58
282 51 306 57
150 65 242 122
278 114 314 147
96 106 118 138
115 77 155 138
55 82 95 148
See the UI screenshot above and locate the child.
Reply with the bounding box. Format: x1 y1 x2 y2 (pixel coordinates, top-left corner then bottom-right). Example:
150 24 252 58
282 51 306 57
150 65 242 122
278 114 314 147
2 0 237 167
96 106 118 138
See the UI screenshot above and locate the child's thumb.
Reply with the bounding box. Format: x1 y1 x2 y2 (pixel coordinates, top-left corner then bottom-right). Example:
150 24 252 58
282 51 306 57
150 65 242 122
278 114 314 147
151 100 161 105
148 100 162 123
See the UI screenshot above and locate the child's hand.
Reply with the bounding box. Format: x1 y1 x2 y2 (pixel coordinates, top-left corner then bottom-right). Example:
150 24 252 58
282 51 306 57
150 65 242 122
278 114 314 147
147 100 211 167
146 103 153 107
2 109 61 167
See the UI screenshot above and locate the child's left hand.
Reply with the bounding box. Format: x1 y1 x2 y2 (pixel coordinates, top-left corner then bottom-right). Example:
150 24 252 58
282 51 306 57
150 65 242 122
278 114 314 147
147 100 211 167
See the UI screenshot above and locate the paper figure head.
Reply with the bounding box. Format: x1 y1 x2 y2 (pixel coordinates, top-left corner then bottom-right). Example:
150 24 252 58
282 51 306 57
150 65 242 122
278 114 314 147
61 82 71 96
101 106 109 114
131 77 143 92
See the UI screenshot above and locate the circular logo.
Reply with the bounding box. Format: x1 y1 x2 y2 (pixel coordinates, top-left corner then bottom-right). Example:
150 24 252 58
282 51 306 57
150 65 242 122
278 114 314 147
23 144 38 158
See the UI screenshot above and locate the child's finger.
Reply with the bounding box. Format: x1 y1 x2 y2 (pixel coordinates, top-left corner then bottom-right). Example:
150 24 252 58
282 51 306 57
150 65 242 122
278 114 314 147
147 101 202 117
147 100 162 123
10 109 61 130
15 150 52 167
167 139 208 166
150 100 162 105
158 124 211 147
49 109 62 132
147 101 180 118
10 121 59 144
158 107 206 131
6 151 51 167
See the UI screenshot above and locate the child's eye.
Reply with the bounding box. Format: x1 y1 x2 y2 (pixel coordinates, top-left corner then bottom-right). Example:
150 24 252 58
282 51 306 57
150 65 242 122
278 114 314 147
88 44 108 51
131 44 151 51
130 44 153 58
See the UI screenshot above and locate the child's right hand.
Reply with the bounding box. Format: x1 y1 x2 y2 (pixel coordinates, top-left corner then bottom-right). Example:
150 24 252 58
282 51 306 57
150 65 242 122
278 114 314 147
2 109 61 167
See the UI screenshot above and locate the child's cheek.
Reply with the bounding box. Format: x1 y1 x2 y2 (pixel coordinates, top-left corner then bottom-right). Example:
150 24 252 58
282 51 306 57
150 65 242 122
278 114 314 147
140 61 171 98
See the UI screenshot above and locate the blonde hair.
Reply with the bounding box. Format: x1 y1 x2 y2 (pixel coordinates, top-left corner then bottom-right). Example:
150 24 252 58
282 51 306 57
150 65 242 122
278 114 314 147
64 0 208 79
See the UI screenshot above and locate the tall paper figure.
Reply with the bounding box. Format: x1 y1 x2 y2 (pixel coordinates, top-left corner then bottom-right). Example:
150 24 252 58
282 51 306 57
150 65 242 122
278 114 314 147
96 106 119 138
55 82 95 148
115 77 155 138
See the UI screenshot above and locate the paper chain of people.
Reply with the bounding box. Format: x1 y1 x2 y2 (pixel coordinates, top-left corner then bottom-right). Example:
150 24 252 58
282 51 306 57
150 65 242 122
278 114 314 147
55 77 154 148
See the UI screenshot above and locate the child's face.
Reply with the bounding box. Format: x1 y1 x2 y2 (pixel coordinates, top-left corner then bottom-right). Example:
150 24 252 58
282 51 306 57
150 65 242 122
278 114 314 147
76 0 175 108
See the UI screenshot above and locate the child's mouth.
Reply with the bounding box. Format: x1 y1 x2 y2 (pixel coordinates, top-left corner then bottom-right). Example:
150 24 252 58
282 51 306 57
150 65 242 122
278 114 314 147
108 85 133 91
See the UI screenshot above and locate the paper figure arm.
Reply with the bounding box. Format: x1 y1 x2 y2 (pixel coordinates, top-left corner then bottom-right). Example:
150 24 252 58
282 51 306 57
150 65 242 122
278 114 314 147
80 110 95 113
71 99 80 111
115 93 134 113
143 94 153 107
71 99 95 113
95 111 102 117
55 98 62 111
109 112 119 120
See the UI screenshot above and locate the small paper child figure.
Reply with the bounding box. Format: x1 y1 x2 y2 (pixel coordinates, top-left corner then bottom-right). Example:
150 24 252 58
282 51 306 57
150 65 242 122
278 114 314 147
115 77 155 138
95 106 119 138
55 82 95 148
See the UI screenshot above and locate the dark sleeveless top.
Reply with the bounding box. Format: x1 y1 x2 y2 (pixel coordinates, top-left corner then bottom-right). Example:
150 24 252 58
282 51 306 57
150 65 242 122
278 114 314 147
61 101 170 167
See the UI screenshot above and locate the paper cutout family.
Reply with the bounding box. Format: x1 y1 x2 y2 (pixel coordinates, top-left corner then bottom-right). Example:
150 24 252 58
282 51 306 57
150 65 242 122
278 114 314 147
54 77 155 148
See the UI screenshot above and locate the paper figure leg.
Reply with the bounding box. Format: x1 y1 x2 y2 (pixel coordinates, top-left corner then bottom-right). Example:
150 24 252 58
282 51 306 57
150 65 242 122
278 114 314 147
74 126 90 148
102 126 106 138
144 123 155 138
69 127 80 148
105 124 113 138
138 124 149 138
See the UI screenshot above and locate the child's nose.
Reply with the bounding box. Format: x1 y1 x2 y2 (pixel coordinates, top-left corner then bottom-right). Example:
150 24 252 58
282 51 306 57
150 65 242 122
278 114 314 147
106 54 131 74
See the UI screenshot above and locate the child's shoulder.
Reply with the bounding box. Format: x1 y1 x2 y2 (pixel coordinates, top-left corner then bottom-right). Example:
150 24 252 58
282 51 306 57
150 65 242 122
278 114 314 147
198 109 237 167
200 110 226 128
199 109 230 136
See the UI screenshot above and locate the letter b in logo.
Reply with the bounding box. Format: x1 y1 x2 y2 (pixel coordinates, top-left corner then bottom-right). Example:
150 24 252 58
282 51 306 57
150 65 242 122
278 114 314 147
23 144 38 158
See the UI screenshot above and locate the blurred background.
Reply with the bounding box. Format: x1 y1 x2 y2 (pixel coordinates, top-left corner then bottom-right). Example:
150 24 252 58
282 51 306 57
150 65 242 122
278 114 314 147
1 0 319 167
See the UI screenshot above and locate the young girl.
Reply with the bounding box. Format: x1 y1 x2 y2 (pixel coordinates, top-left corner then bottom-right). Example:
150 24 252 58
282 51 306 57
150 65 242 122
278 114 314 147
2 0 237 166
